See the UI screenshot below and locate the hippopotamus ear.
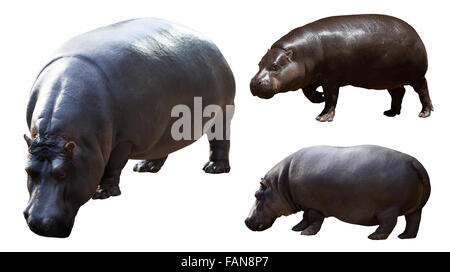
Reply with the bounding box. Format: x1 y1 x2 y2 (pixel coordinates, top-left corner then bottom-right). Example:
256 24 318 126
23 134 32 147
285 49 293 61
64 141 76 154
260 178 268 189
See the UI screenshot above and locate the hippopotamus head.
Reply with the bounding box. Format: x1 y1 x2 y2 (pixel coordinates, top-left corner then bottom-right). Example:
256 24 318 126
250 48 304 99
23 134 101 238
245 177 294 231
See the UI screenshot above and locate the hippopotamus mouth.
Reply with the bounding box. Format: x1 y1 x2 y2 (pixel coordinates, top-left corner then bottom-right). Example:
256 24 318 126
27 218 74 238
250 86 277 99
252 91 276 99
24 211 75 238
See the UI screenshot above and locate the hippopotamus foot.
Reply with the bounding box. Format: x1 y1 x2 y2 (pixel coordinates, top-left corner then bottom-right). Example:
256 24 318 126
300 210 324 235
413 77 433 118
368 211 398 240
301 223 323 236
203 160 230 174
384 87 406 117
292 218 309 232
133 156 168 173
92 185 121 200
418 107 433 118
203 138 230 174
316 110 335 122
384 109 401 117
398 209 422 239
368 232 390 240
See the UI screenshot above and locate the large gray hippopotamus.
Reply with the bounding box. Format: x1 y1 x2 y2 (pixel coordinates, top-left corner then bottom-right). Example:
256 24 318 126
250 14 433 122
24 18 235 237
245 145 430 240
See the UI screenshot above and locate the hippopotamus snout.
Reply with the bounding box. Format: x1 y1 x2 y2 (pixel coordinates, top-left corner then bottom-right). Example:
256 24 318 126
244 217 257 230
245 216 273 232
24 211 73 238
245 200 275 232
250 76 276 99
23 183 75 238
245 217 263 231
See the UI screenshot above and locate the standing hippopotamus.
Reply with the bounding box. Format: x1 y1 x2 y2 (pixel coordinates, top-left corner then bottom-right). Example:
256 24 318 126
250 14 432 122
23 18 235 237
245 145 430 240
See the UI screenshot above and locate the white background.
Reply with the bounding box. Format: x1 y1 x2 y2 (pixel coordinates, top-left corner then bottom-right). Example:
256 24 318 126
0 0 449 251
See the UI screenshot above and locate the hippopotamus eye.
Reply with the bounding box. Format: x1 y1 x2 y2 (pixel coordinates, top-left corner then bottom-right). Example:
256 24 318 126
25 168 39 178
255 192 260 200
255 190 263 200
51 168 67 181
271 64 280 71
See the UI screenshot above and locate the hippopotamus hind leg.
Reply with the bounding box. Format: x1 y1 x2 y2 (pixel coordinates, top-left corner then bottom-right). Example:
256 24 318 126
384 87 406 117
133 156 168 173
316 85 339 122
92 143 132 200
368 209 398 240
203 113 231 174
203 139 230 174
398 209 422 239
300 209 324 236
412 77 433 118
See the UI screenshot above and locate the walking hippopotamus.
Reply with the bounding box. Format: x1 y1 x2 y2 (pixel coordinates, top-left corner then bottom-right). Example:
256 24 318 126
245 145 430 240
250 14 432 122
23 18 235 237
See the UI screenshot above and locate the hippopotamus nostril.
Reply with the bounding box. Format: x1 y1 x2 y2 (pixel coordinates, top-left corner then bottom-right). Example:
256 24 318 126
257 81 262 86
245 218 251 228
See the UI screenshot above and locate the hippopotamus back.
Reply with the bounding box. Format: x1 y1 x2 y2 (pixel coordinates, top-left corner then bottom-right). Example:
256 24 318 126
274 14 427 89
32 18 235 159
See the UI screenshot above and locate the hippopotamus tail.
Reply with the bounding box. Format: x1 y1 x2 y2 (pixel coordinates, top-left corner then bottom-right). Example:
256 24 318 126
411 160 431 209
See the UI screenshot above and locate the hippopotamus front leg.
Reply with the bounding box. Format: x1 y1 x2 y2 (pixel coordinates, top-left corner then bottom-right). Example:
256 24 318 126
368 209 398 240
300 209 324 236
302 84 325 104
291 213 310 232
92 142 132 200
412 77 433 118
133 156 168 173
203 139 230 174
316 85 339 122
384 87 406 117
